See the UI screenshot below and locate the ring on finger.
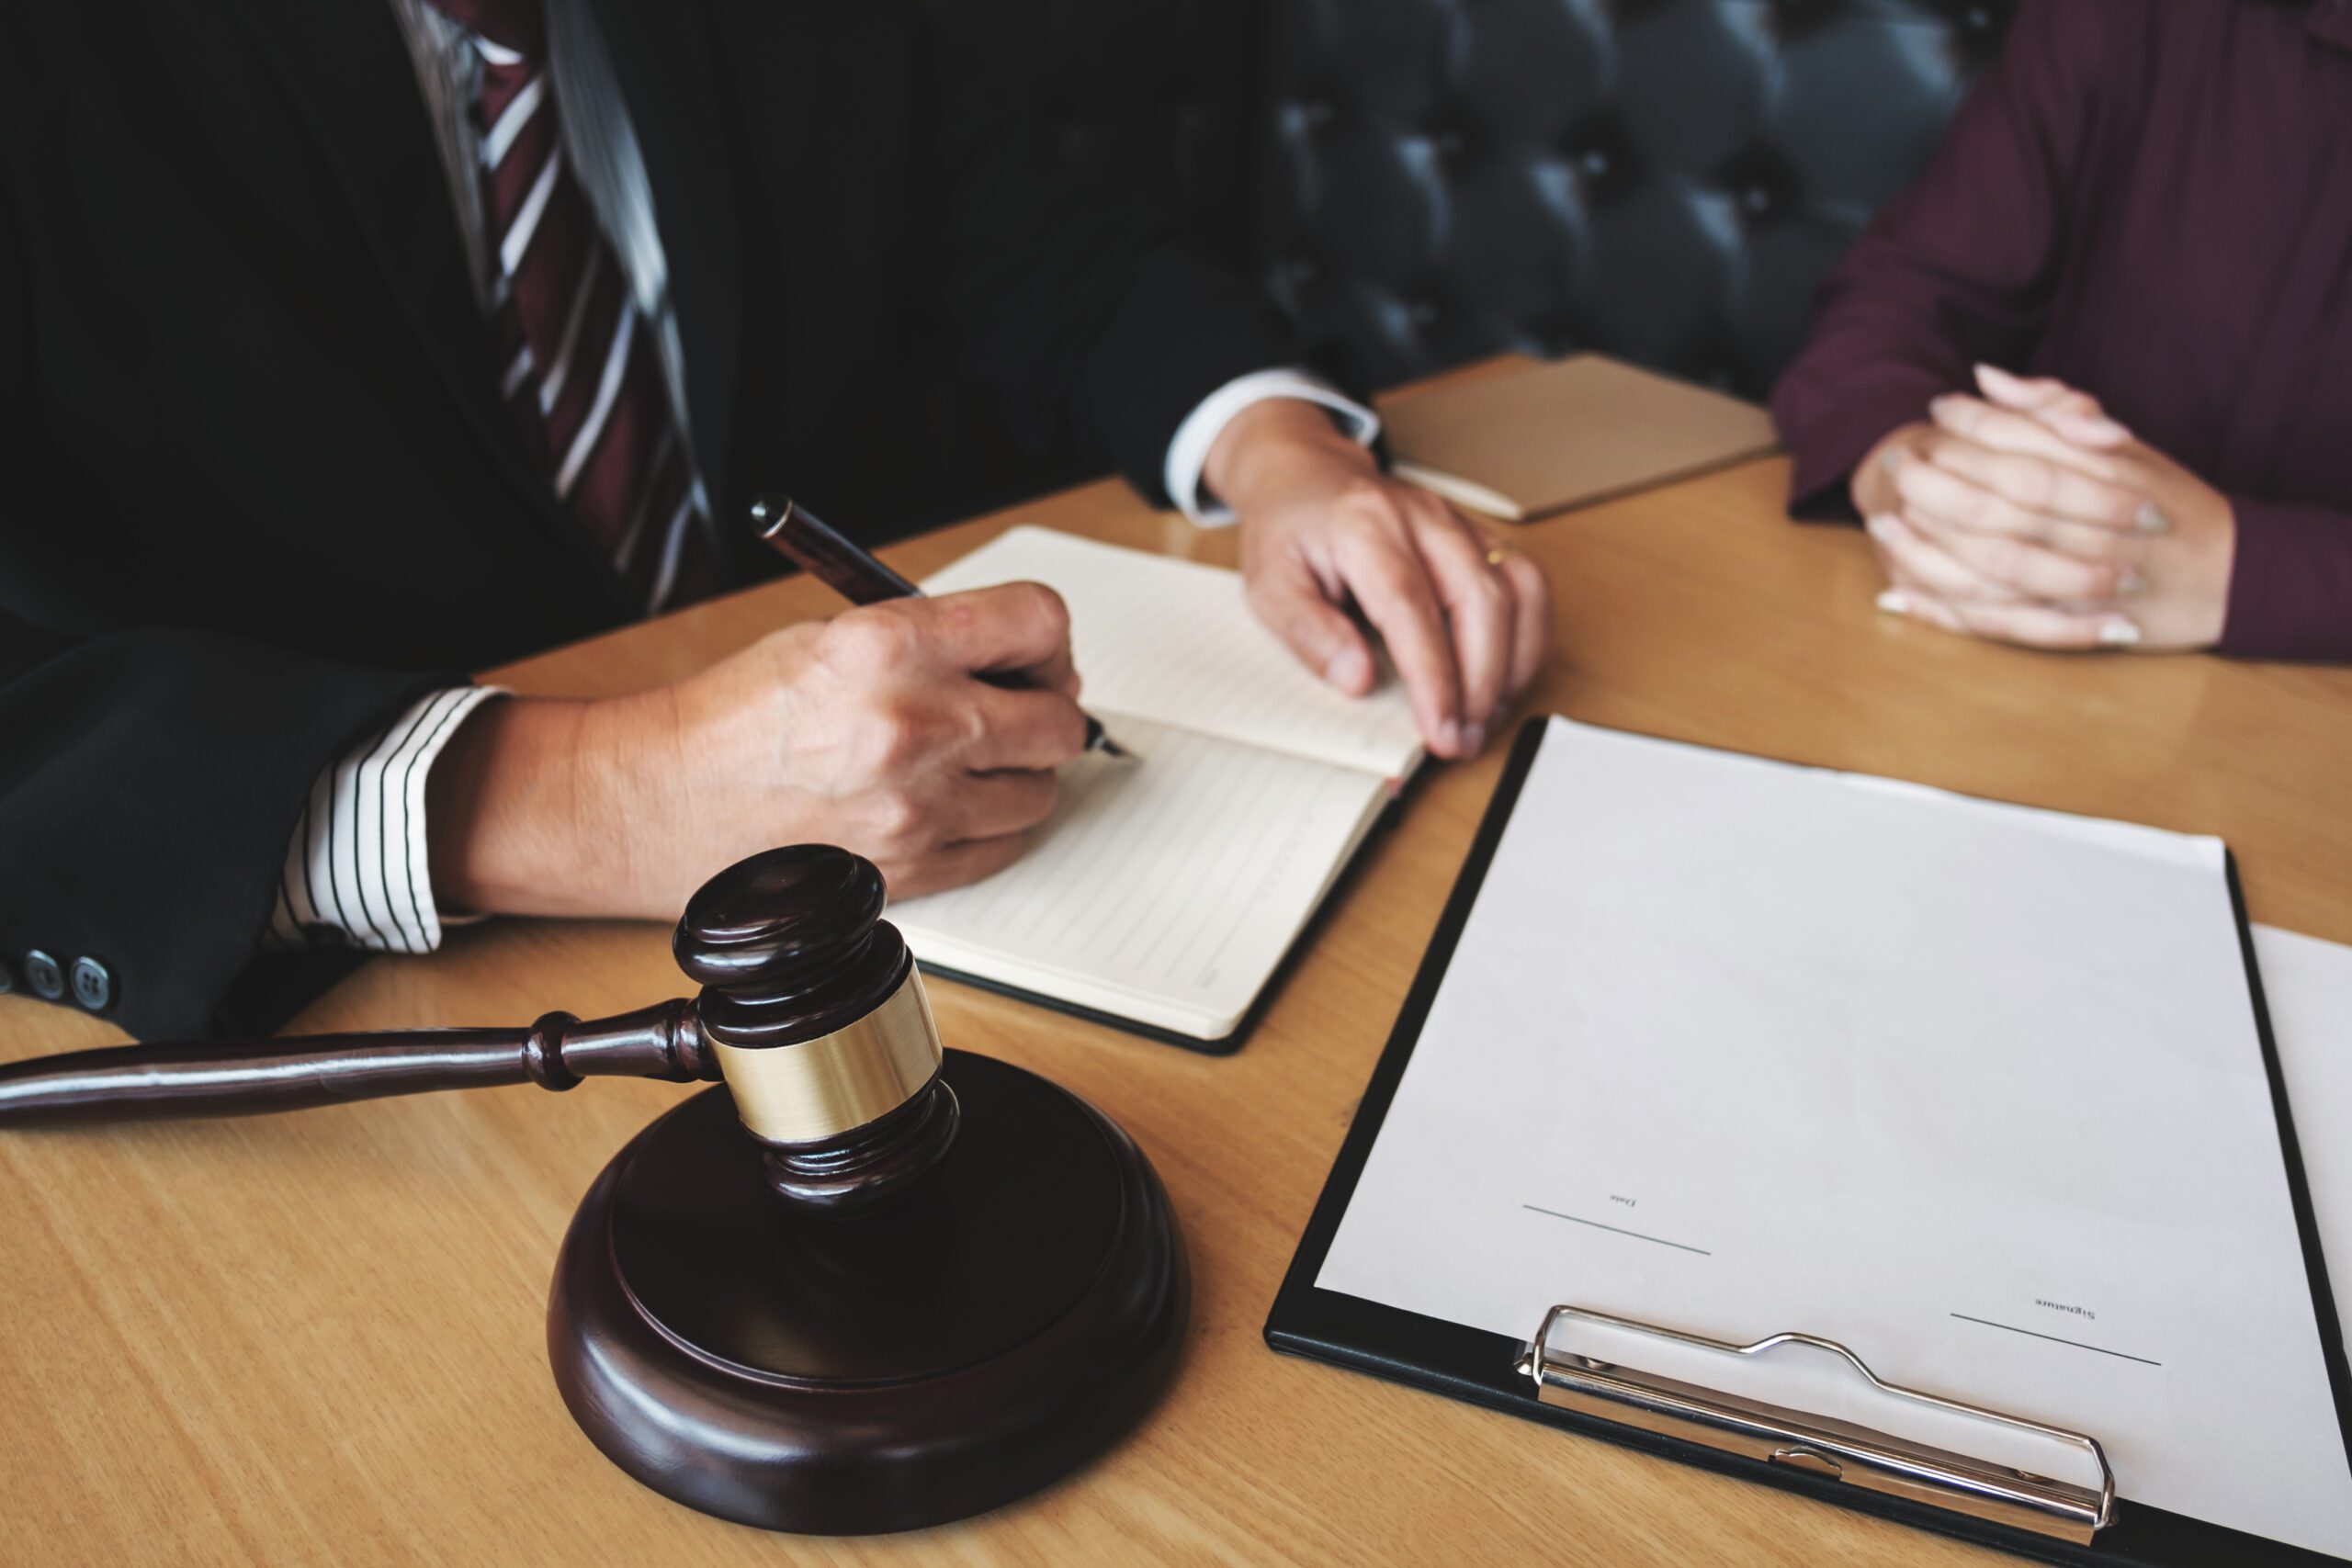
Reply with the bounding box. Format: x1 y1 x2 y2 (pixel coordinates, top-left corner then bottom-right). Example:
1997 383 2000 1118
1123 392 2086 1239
1483 543 1517 570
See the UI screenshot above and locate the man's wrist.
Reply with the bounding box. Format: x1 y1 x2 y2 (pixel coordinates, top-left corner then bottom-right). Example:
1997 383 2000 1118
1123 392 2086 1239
1202 398 1379 517
425 693 627 919
1170 372 1379 524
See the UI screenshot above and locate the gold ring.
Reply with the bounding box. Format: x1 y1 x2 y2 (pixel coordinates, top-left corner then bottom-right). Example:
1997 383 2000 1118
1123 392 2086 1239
1484 545 1516 569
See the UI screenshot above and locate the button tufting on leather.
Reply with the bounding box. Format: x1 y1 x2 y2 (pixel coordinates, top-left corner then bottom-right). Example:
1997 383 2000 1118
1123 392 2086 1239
1261 0 2015 396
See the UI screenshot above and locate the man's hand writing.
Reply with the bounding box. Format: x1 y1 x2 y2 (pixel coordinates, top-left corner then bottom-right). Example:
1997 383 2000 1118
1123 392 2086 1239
424 583 1089 920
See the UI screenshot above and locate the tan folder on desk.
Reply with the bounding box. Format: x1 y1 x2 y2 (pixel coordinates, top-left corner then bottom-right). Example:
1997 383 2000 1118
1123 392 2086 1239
1377 353 1779 521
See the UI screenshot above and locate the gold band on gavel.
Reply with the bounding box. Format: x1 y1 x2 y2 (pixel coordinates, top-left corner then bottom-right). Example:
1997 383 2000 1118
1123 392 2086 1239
711 969 944 1145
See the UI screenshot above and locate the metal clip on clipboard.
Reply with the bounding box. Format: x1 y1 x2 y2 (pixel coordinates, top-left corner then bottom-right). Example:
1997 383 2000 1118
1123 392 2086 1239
1517 1304 2119 1545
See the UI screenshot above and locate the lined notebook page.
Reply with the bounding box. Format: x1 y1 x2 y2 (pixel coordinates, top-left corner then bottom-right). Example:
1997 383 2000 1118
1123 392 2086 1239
888 716 1390 1039
920 526 1423 780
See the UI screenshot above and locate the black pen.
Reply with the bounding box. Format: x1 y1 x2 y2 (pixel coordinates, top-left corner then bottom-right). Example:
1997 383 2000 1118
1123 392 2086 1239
750 494 1135 761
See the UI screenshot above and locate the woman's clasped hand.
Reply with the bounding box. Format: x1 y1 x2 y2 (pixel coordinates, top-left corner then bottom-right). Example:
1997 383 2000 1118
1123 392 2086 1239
1851 365 2238 653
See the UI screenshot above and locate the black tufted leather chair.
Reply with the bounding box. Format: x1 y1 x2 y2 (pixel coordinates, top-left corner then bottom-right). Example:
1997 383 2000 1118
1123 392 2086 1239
921 0 2013 522
1258 0 2018 400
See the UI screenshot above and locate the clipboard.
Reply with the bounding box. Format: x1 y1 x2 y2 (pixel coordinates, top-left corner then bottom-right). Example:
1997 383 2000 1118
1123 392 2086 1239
1263 717 2352 1567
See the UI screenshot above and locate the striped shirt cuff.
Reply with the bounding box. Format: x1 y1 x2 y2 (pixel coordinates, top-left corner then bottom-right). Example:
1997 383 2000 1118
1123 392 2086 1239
266 686 503 954
1162 368 1380 526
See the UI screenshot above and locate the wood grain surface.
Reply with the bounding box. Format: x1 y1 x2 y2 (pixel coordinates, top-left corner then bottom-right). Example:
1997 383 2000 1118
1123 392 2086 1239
6 359 2348 1566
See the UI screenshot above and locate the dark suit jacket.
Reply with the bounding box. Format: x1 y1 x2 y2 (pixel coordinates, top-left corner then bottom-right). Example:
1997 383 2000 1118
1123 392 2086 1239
0 0 1297 1038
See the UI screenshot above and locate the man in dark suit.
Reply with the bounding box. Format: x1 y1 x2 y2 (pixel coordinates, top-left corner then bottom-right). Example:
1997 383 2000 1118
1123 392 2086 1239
0 0 1552 1039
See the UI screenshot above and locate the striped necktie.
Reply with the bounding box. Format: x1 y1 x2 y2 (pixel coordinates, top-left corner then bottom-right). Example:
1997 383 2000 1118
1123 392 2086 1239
430 0 715 612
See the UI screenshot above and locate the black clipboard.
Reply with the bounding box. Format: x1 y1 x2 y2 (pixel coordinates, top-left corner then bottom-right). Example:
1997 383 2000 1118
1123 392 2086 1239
1264 716 2352 1567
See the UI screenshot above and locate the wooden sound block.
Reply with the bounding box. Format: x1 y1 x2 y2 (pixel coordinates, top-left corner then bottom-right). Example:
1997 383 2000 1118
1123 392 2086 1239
548 1048 1188 1535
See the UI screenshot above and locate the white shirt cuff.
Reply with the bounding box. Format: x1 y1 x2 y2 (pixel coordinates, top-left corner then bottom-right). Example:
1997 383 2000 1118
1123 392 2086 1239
1161 369 1380 526
266 685 503 954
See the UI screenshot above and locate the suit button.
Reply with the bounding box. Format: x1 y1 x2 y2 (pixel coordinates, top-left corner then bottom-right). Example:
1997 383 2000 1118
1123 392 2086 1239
25 950 66 1000
0 956 14 996
70 956 114 1012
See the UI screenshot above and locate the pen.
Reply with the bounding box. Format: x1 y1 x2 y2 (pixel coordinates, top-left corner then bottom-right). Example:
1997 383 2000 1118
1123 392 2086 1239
750 494 1135 761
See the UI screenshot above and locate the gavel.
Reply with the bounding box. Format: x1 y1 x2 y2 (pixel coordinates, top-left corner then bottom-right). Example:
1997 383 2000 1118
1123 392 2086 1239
0 845 1188 1536
0 845 957 1209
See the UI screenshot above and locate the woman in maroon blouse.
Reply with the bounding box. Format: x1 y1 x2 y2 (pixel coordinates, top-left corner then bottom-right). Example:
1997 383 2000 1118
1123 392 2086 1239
1771 0 2352 659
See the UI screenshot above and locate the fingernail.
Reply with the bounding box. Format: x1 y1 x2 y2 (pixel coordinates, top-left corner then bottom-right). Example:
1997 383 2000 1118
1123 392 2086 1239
1879 447 1903 475
1928 394 1955 416
2098 619 2143 648
2118 569 2151 596
1325 647 1370 687
1463 722 1487 753
1440 718 1465 754
2135 502 2173 536
1875 589 1912 616
1865 513 1899 543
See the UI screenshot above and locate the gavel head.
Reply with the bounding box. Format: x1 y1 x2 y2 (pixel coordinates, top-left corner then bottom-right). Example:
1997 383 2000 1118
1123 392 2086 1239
673 845 957 1212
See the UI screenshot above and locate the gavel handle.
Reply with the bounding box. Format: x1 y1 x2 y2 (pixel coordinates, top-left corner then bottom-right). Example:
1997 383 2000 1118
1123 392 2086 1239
0 1000 714 1126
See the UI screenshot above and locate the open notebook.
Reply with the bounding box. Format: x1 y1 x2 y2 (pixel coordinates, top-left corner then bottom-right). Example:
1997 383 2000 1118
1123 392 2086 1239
896 526 1426 1048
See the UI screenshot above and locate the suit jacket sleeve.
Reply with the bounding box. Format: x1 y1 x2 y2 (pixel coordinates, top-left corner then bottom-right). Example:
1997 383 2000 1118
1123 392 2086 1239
1768 0 2110 520
0 197 442 1041
910 5 1302 506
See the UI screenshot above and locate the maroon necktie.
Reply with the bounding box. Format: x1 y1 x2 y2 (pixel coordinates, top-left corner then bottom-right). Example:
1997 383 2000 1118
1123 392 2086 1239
429 0 715 612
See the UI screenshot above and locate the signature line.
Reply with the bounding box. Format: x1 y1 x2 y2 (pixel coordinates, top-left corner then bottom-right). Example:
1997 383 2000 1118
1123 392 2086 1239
1950 1313 2162 1367
1521 1205 1713 1256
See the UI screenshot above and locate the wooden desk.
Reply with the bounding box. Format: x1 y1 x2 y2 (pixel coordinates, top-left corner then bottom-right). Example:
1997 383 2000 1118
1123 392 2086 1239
7 364 2351 1566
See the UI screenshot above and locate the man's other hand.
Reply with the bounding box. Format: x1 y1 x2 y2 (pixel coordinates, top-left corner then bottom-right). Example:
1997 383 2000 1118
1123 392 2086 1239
1208 399 1554 760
